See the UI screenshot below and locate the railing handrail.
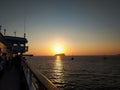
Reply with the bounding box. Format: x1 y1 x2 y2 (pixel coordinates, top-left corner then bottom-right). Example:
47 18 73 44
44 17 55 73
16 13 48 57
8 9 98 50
23 60 59 90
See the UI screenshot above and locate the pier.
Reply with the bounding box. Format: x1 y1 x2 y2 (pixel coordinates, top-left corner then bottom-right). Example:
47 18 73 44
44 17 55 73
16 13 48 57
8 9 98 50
0 59 59 90
0 32 58 90
0 65 27 90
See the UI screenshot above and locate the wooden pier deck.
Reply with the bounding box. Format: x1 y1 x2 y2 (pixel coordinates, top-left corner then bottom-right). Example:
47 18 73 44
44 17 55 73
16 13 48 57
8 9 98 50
0 60 59 90
0 66 28 90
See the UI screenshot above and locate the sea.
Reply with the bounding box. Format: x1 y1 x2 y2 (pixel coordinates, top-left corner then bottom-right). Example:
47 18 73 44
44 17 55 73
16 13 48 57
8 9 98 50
26 56 120 90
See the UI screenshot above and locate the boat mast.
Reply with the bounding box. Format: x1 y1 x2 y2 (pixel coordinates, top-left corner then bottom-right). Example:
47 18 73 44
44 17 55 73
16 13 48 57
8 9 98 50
24 16 26 38
0 25 1 33
4 29 6 36
14 31 16 37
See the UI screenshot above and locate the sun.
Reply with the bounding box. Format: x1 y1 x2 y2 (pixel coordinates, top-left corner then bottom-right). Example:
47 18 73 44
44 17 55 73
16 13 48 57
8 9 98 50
54 45 63 54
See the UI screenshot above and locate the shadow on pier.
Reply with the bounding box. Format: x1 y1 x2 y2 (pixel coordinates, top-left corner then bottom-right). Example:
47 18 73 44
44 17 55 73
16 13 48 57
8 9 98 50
0 66 28 90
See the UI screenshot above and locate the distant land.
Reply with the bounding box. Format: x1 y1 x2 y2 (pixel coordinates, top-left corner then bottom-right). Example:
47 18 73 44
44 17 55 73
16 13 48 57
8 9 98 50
55 53 65 56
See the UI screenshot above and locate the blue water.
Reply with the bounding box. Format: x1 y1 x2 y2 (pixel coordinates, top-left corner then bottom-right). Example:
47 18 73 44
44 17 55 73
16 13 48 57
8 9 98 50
27 56 120 90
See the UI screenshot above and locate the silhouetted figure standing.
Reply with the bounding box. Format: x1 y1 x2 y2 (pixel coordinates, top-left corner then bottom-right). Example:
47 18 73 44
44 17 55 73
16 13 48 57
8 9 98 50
13 55 22 71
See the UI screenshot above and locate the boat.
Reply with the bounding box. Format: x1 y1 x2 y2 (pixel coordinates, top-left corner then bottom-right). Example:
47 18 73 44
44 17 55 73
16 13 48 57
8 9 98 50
71 57 74 60
0 32 59 90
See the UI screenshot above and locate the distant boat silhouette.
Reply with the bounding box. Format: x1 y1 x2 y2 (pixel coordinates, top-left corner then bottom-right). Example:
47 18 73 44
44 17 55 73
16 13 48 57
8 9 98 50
103 56 107 59
71 57 74 60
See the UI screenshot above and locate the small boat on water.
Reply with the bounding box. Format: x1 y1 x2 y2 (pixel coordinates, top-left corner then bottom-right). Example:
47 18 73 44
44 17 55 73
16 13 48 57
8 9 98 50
103 56 108 60
71 57 74 60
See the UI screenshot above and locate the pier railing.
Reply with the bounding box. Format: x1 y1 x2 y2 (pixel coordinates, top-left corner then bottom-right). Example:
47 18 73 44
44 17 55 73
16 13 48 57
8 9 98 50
22 59 59 90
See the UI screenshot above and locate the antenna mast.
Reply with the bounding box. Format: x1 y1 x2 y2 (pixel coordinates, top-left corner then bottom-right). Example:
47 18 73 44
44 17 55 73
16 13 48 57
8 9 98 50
14 31 16 37
4 29 6 36
0 25 2 33
24 14 26 38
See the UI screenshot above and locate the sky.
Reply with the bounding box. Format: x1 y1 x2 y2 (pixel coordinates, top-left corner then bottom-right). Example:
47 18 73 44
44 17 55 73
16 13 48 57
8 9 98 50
0 0 120 56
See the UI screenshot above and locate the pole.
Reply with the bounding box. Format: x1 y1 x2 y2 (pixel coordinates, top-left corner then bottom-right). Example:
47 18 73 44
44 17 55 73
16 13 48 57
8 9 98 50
4 29 6 36
0 25 2 33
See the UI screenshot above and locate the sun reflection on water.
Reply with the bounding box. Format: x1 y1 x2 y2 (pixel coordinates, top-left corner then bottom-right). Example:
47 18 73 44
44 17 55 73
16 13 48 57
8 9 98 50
53 56 65 87
55 56 62 69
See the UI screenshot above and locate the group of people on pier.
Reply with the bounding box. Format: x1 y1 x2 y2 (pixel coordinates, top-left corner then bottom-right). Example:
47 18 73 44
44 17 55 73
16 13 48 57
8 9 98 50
0 53 22 74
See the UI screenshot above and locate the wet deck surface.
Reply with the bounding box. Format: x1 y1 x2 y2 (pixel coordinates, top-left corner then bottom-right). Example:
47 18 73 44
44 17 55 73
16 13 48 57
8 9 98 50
0 66 21 90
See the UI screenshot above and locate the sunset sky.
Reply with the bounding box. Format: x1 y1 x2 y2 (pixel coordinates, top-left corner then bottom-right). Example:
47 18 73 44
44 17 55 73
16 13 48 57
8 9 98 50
0 0 120 56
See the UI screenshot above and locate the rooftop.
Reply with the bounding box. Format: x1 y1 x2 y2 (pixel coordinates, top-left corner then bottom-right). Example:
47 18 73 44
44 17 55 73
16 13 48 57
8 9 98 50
4 36 28 43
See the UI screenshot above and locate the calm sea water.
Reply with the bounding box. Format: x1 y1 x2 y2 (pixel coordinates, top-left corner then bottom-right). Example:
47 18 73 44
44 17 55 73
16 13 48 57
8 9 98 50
27 56 120 90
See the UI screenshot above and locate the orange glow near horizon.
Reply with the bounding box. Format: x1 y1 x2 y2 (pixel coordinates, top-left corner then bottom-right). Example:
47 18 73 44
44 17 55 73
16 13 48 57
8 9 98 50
27 45 120 56
26 48 120 56
26 40 120 56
